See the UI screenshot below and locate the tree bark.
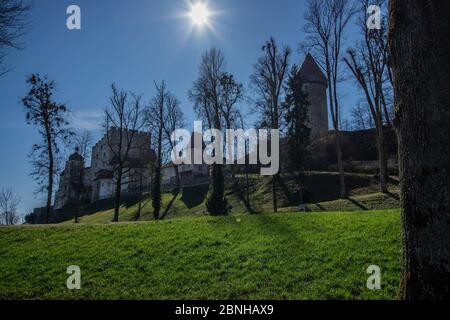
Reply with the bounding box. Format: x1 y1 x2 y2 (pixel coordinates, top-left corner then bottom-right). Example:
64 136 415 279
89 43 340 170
246 171 250 205
135 170 143 221
45 118 53 224
335 132 347 198
152 116 163 221
389 0 450 299
113 125 123 223
174 165 181 191
272 176 278 213
297 174 304 205
113 164 122 222
376 125 388 194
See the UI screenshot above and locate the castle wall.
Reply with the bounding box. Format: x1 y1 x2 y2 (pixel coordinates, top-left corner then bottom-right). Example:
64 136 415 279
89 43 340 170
55 128 154 207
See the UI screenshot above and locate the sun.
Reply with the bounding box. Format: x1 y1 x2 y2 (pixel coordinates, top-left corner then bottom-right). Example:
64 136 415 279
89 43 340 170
190 3 210 26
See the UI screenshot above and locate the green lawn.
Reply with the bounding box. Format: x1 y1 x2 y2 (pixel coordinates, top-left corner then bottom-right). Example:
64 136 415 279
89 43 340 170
0 210 401 300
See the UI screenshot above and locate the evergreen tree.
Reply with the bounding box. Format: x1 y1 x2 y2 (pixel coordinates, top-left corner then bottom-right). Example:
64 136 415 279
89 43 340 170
283 66 311 206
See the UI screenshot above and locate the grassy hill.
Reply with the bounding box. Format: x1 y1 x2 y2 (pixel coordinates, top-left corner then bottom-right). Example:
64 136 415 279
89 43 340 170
0 210 401 300
59 171 400 224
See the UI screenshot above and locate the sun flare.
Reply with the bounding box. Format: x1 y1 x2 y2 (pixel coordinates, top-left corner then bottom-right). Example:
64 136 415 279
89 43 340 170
190 3 210 26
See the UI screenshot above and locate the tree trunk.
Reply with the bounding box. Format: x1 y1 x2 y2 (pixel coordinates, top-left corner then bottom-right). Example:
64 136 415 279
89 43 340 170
174 165 181 192
152 165 161 220
376 125 388 194
153 124 163 220
246 171 250 205
272 176 278 213
45 121 53 224
297 174 304 205
335 132 347 199
389 0 450 299
46 152 53 224
206 164 228 215
113 165 122 222
135 171 143 221
333 73 346 200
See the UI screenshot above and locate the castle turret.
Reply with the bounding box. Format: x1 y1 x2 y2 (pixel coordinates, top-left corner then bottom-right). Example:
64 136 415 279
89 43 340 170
54 147 87 210
296 54 329 135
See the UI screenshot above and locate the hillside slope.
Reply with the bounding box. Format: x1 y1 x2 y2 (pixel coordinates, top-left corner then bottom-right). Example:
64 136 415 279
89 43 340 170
0 210 401 300
59 172 400 224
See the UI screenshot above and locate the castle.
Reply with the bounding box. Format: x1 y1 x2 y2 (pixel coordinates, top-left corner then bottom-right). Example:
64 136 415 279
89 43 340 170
296 53 329 135
54 54 328 209
54 128 154 210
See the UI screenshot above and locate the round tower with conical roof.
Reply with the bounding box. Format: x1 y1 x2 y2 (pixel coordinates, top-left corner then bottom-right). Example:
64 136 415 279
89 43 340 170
296 53 329 135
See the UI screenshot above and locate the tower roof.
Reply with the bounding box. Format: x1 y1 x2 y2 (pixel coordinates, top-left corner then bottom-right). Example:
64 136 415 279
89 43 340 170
297 54 327 85
69 148 83 162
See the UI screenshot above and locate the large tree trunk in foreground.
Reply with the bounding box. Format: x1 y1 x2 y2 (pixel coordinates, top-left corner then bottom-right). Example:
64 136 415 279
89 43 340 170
389 0 450 299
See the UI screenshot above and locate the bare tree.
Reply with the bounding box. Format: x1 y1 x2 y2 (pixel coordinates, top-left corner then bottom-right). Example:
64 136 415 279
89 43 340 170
133 138 153 221
22 74 73 223
73 131 93 163
189 48 241 215
144 82 186 220
344 0 391 193
389 0 450 299
219 72 244 184
0 0 29 76
250 38 290 212
161 92 186 189
104 84 145 222
351 102 373 130
0 187 21 225
219 73 244 130
146 81 167 220
303 0 356 198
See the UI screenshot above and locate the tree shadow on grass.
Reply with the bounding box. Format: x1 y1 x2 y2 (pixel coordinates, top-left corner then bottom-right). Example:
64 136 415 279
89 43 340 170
276 175 298 206
181 185 209 209
386 191 400 201
313 203 327 212
347 197 369 211
387 176 400 184
252 213 305 244
231 179 256 214
160 191 180 220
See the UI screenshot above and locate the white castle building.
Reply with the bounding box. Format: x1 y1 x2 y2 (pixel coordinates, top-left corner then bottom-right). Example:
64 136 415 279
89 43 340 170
54 128 154 210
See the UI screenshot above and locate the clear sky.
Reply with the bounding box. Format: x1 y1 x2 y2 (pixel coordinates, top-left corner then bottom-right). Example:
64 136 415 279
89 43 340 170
0 0 362 215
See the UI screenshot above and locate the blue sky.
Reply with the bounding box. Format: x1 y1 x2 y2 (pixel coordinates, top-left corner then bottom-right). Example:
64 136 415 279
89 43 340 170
0 0 362 215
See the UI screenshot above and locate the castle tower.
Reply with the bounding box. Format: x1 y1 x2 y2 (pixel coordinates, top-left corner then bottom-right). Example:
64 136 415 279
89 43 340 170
296 53 329 135
54 147 85 210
